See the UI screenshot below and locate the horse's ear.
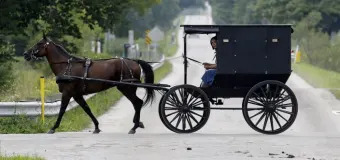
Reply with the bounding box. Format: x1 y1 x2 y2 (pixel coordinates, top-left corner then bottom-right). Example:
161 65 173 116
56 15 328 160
43 32 47 40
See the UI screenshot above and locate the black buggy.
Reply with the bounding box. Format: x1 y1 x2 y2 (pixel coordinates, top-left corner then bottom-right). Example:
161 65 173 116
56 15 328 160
158 24 298 134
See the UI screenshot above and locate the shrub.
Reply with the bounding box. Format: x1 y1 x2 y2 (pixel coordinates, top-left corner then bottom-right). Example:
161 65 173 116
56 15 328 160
0 42 15 91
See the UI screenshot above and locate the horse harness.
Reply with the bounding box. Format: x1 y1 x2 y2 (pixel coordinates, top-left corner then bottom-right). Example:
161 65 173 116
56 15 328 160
62 57 136 92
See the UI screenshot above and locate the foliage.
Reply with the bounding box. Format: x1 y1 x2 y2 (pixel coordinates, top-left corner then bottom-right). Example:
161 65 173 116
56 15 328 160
179 0 205 9
253 0 340 33
115 0 190 38
0 41 15 91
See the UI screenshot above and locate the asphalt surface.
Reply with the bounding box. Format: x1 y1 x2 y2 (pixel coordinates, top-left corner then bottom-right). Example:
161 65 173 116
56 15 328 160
1 5 340 160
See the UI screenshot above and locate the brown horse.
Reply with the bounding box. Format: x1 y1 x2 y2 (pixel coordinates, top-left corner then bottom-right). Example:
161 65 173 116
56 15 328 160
23 34 155 134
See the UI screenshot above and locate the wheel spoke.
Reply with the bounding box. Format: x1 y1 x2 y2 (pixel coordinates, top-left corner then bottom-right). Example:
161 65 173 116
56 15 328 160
248 100 265 107
273 85 279 99
188 112 199 124
277 103 293 108
165 101 177 107
192 106 208 111
263 112 269 130
247 108 264 111
186 114 193 129
276 108 293 115
255 112 266 126
188 96 201 107
267 84 273 101
260 86 268 102
166 111 179 117
189 110 203 118
270 113 274 131
273 112 282 128
190 101 205 108
175 113 182 128
169 93 180 106
182 114 186 130
250 110 264 119
169 112 181 123
175 91 184 105
164 107 179 110
186 90 196 105
252 92 266 103
274 111 288 122
274 90 286 102
179 88 186 104
275 95 291 105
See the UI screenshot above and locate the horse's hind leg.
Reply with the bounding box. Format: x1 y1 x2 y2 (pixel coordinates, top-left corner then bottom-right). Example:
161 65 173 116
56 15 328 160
118 86 144 134
48 93 71 134
73 95 101 134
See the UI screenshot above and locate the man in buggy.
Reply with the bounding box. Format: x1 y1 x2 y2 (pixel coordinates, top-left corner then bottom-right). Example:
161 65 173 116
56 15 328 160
201 36 217 87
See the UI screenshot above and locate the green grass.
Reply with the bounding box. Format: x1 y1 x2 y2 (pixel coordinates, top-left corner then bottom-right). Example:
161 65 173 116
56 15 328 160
0 155 44 160
0 61 172 134
0 58 59 102
293 62 340 99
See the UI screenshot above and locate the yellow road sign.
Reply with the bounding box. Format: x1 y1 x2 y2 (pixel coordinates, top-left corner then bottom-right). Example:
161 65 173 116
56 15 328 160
145 30 152 45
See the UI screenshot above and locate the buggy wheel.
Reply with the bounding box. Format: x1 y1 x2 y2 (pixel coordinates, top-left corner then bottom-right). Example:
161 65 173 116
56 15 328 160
242 80 298 134
159 84 210 133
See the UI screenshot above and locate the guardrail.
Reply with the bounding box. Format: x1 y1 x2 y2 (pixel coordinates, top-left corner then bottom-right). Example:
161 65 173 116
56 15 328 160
0 56 165 117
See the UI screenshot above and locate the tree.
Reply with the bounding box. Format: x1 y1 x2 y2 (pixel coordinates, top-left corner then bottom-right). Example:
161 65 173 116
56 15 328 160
179 0 205 8
0 0 159 53
115 0 181 38
210 0 234 24
254 0 340 33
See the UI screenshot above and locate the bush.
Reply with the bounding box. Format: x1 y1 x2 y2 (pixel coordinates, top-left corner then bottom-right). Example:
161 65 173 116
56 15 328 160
293 13 340 73
0 42 15 91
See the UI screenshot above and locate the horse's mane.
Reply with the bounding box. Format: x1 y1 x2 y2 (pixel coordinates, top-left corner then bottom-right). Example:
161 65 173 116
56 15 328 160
52 42 83 61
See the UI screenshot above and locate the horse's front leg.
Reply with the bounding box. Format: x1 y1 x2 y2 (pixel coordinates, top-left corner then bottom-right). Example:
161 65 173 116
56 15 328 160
48 93 71 134
73 95 101 134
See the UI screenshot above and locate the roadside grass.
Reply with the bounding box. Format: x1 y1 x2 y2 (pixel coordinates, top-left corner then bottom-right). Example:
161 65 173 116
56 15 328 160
0 61 172 133
293 62 340 99
0 155 44 160
0 58 59 102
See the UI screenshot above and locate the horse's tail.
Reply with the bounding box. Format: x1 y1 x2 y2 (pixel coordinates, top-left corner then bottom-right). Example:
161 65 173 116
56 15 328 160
136 60 155 106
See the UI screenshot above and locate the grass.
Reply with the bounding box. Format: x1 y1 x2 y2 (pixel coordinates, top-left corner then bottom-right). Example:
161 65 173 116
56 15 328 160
0 60 172 134
0 58 59 102
293 62 340 99
0 155 44 160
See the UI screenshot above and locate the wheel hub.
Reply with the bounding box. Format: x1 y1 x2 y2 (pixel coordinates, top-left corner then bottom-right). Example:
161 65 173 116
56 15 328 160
181 105 190 113
265 103 276 113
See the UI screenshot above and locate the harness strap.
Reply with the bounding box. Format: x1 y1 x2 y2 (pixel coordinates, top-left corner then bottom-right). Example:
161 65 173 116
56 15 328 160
82 58 92 92
120 58 135 81
63 57 73 75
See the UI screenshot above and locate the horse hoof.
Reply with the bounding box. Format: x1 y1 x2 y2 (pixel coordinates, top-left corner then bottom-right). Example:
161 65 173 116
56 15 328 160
93 129 101 134
128 130 136 134
47 129 55 134
139 122 145 129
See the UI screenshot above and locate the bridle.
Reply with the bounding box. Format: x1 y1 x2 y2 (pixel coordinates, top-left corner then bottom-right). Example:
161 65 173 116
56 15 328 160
27 40 50 60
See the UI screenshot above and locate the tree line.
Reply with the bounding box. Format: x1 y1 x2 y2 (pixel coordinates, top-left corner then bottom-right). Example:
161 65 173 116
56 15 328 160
0 0 205 91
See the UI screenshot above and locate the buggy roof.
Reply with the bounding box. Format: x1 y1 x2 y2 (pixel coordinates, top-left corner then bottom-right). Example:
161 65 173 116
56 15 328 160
180 24 293 34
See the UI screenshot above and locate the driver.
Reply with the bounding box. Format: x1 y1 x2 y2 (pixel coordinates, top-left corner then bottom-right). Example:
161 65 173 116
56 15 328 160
201 36 217 87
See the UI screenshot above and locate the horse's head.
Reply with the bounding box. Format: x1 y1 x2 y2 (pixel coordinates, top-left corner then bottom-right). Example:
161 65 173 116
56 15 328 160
23 33 51 61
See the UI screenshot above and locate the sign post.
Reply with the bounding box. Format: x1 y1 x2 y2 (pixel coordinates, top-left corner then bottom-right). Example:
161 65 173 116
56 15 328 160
40 76 45 123
145 30 152 60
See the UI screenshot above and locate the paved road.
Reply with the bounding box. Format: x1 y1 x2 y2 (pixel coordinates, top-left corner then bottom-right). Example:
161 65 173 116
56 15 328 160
1 5 340 160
